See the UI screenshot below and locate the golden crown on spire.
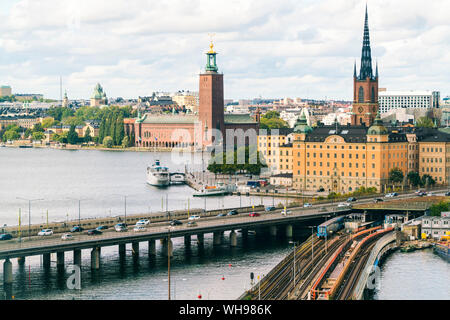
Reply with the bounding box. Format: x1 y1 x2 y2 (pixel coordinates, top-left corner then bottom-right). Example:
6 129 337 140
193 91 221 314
208 33 216 54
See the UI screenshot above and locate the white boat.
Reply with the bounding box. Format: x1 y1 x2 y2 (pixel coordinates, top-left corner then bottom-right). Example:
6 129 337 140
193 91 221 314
147 160 170 187
193 182 236 197
170 173 186 184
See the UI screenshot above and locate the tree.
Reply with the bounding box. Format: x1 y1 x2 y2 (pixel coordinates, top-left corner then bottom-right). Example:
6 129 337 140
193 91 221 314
32 123 45 133
421 174 436 187
407 171 422 187
416 117 434 128
41 117 55 129
84 127 92 143
103 136 114 148
32 131 45 141
429 201 450 217
389 168 404 184
259 117 289 129
121 136 129 148
67 125 79 144
262 111 281 119
115 114 125 145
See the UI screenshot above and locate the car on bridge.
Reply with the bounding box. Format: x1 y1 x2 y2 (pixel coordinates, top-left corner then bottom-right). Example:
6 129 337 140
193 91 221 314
170 220 183 226
187 221 197 228
114 223 128 232
71 226 84 233
417 191 427 197
227 210 239 216
38 229 53 236
96 225 108 231
249 212 260 217
337 202 351 208
217 213 227 217
61 233 74 241
133 225 146 232
189 215 201 220
347 197 357 202
265 206 276 212
281 209 292 216
0 233 13 241
303 203 312 208
385 192 398 198
445 191 450 196
87 229 102 236
136 219 150 226
373 198 384 203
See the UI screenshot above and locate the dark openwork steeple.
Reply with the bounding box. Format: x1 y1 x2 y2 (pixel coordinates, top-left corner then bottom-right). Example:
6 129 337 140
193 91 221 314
358 5 374 80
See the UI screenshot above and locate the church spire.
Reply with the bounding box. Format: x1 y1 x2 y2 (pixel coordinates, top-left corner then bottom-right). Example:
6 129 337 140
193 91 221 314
359 4 373 80
354 60 357 78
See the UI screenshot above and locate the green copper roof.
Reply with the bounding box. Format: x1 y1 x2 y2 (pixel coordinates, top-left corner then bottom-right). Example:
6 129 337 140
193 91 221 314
294 111 312 134
368 112 388 135
92 83 106 99
224 114 256 124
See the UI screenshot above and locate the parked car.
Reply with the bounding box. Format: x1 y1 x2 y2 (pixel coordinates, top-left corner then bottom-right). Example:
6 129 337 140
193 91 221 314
227 210 239 216
188 215 201 220
347 197 357 202
38 229 53 236
170 220 183 226
136 219 150 226
281 209 292 216
265 206 276 212
0 234 13 241
71 226 83 233
249 212 260 217
133 225 146 232
303 203 312 208
96 225 108 231
87 229 102 236
187 221 197 227
61 233 74 241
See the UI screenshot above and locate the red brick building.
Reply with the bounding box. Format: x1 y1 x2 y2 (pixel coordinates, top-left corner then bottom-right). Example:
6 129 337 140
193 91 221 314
125 43 259 149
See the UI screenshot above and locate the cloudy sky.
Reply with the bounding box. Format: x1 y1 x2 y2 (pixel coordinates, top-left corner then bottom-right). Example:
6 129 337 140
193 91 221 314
0 0 448 101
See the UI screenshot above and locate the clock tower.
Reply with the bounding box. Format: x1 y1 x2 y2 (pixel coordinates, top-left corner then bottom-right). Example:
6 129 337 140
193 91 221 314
351 5 379 127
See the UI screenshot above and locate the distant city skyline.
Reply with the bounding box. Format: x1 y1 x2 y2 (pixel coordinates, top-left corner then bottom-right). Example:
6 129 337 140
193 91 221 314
0 0 448 100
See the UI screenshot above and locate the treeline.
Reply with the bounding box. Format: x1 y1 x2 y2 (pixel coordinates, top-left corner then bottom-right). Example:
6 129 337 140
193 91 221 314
207 147 267 175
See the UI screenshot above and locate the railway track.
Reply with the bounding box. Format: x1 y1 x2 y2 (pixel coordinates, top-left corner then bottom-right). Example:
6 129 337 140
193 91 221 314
334 232 386 300
246 235 322 300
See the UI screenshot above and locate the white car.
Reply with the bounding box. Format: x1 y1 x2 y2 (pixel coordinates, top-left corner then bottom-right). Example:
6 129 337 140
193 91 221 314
61 233 74 241
303 203 312 208
281 210 292 216
136 219 150 226
38 229 53 236
133 225 146 232
189 215 201 220
337 202 351 208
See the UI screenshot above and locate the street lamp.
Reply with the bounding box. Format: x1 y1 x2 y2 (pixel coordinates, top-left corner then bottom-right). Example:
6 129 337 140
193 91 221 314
113 194 129 225
289 240 299 298
16 197 44 239
308 226 316 263
66 197 91 227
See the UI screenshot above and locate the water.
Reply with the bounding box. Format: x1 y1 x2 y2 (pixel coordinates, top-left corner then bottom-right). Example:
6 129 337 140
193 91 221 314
0 147 299 300
372 249 450 300
0 148 288 226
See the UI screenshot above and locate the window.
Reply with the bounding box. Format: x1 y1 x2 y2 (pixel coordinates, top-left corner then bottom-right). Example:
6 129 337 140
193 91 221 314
358 86 364 103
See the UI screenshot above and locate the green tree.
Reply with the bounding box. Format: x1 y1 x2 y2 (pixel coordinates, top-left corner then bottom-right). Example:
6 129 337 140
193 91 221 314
115 114 125 145
41 117 55 129
429 201 450 217
407 171 422 187
32 123 45 133
389 168 404 184
103 136 114 148
32 131 45 141
259 117 289 129
84 127 92 143
416 117 434 128
421 174 436 187
67 125 79 144
262 111 281 119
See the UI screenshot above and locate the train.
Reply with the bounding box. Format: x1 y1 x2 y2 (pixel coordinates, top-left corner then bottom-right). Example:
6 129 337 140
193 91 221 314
317 216 345 238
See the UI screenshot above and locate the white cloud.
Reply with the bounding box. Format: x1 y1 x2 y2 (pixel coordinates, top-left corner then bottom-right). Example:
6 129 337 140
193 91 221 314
0 0 448 100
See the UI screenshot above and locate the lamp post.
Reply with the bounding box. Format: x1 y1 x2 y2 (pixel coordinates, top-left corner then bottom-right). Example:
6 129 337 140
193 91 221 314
17 197 44 239
67 197 91 227
113 194 129 225
289 240 299 297
308 226 315 263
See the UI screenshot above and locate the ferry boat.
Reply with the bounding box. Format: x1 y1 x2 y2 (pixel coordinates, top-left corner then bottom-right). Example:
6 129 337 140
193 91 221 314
146 160 170 187
193 182 236 197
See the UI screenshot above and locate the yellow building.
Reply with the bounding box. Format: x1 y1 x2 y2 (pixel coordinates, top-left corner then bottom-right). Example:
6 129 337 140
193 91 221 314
291 112 409 194
257 129 294 175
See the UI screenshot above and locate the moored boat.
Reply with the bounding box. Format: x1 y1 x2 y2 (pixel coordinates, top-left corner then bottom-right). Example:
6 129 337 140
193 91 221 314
147 160 170 187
